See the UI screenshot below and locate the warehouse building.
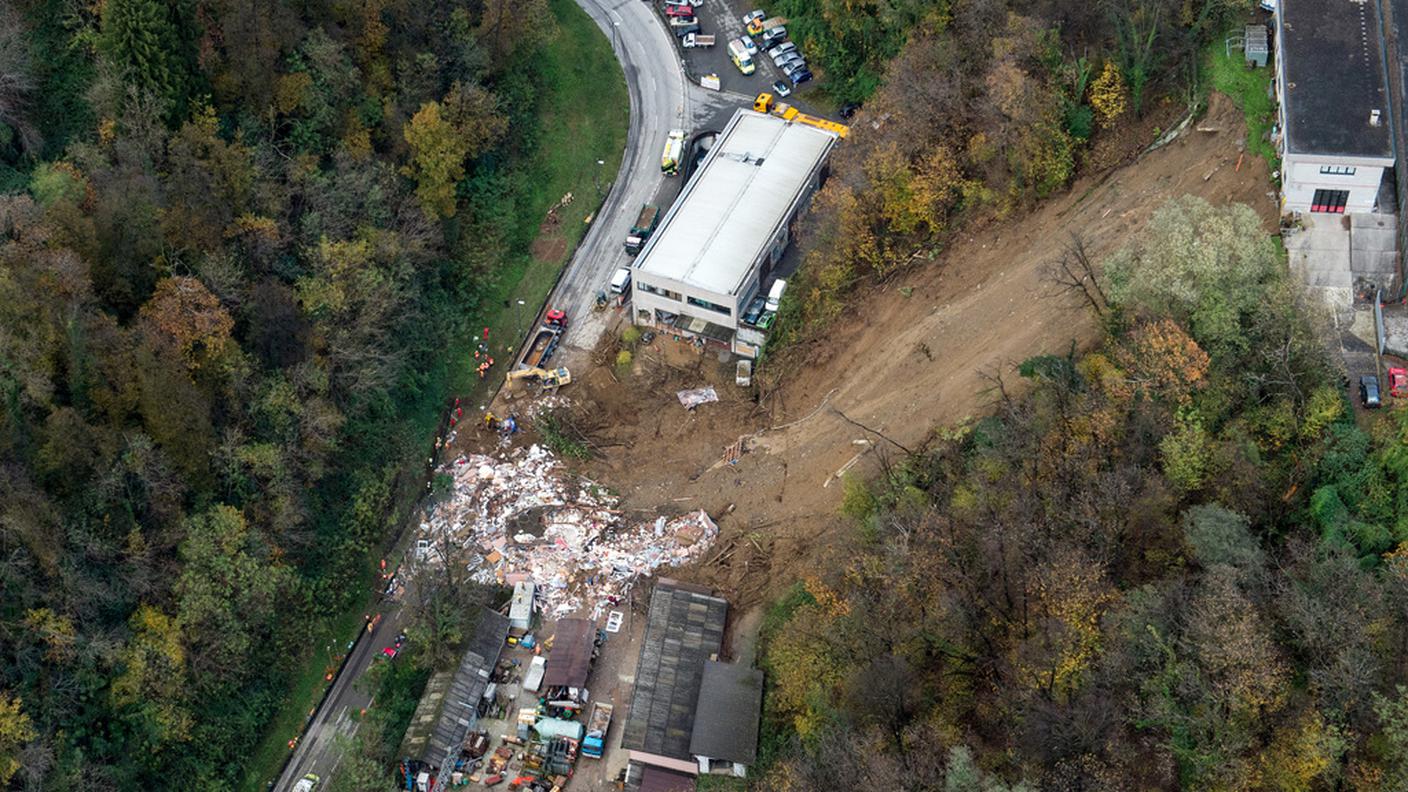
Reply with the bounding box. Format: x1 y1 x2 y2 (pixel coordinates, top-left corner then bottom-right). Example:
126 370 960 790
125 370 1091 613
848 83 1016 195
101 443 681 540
630 109 840 358
1274 0 1394 215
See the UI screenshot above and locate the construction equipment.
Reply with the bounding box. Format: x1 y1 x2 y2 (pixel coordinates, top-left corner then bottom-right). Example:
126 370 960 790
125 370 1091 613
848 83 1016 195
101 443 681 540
505 366 572 389
753 92 849 138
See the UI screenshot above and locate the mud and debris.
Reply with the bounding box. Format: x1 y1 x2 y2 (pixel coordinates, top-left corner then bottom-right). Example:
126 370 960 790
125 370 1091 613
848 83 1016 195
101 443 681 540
417 445 718 619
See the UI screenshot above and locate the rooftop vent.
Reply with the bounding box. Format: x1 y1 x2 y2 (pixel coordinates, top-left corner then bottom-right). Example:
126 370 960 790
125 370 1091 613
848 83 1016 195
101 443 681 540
1371 108 1382 127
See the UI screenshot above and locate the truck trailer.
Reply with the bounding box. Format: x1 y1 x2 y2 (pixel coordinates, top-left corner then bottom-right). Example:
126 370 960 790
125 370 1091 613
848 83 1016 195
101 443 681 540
580 702 614 759
625 204 660 254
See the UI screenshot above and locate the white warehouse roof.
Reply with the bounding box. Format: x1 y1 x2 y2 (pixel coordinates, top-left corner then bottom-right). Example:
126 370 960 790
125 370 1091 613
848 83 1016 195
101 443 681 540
637 110 837 296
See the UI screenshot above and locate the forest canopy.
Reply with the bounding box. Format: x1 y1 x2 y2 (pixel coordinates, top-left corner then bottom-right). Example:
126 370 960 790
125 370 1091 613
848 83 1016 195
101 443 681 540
758 197 1408 791
0 0 569 788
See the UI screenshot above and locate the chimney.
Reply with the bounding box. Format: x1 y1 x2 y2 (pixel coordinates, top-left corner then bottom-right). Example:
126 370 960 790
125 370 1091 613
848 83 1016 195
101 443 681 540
1371 108 1382 127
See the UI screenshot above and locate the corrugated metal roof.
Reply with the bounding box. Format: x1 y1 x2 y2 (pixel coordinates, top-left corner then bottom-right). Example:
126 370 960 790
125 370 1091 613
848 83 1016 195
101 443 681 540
637 110 837 297
620 581 728 760
412 609 509 768
543 617 595 688
688 661 763 764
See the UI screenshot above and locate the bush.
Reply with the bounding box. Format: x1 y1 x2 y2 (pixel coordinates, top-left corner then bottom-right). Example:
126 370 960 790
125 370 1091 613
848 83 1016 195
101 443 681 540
621 326 641 346
615 349 632 368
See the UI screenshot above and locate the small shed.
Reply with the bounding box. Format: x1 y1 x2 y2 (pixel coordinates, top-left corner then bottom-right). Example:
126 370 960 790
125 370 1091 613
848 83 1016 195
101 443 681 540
1245 24 1269 67
543 618 595 690
509 581 535 630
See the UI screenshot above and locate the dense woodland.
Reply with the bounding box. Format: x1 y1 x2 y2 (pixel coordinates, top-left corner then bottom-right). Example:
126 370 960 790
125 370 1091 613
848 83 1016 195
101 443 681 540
760 196 1408 790
773 0 1247 338
0 0 559 787
753 1 1408 789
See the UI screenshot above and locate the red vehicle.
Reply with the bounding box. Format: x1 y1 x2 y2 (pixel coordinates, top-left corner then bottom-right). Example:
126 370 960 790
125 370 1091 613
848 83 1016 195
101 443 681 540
545 308 568 328
1388 367 1408 398
664 4 695 17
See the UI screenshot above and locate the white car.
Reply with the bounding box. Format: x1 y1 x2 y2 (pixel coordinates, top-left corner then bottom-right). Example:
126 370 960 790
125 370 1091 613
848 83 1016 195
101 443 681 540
765 278 787 312
609 267 632 294
293 773 321 792
768 41 796 58
741 9 765 27
736 36 757 56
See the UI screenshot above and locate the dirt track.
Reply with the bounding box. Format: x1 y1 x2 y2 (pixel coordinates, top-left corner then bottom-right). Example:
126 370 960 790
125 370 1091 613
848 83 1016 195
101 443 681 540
510 94 1279 610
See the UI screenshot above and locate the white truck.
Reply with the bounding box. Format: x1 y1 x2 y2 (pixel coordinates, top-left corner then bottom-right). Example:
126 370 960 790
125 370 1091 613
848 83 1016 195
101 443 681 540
682 32 715 47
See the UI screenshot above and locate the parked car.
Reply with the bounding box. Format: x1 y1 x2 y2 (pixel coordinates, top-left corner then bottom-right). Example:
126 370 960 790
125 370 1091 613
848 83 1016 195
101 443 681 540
756 312 776 331
609 267 632 294
774 50 803 69
770 80 792 98
1361 375 1383 408
838 102 861 119
789 69 813 85
767 41 797 58
742 296 766 325
293 774 321 792
1388 366 1408 397
736 36 758 56
760 25 787 46
741 9 765 26
664 4 695 18
765 278 787 313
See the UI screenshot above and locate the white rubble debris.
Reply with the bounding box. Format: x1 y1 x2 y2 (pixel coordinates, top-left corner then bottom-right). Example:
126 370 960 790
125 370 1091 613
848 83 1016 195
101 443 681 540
416 444 718 619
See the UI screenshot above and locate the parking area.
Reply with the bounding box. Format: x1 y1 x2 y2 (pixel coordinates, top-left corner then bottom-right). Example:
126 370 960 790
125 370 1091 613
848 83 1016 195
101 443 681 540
653 0 824 108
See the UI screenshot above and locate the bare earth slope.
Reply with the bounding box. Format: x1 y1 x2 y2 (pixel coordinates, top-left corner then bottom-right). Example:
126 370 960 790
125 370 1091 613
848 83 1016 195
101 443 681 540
548 94 1276 606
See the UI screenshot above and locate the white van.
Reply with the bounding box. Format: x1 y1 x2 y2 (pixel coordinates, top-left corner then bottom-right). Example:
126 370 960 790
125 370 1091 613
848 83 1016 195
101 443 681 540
765 279 786 313
609 267 631 294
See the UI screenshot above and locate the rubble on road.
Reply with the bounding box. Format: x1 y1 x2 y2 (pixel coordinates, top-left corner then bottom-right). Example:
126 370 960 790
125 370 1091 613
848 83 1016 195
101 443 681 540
417 444 718 618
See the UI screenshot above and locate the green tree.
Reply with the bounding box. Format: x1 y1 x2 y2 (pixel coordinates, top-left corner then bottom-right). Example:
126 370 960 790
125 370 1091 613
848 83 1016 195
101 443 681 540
401 101 469 218
175 505 291 694
99 0 193 118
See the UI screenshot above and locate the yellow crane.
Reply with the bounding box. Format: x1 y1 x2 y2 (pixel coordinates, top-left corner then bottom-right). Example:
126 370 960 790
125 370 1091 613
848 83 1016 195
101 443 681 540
753 93 849 139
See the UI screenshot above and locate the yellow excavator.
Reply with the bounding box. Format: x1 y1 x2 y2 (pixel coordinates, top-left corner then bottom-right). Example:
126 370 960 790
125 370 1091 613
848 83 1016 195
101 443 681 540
753 93 849 139
505 365 572 389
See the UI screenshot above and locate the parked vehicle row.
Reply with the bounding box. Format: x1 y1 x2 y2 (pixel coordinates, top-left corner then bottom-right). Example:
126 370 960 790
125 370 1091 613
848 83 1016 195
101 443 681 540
739 8 810 84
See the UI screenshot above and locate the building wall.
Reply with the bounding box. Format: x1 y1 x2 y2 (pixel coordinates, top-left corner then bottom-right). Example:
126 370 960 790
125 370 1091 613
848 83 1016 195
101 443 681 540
632 272 739 330
1278 154 1388 213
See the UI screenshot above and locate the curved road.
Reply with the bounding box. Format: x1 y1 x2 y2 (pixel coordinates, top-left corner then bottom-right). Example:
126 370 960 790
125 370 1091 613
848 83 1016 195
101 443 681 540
556 0 692 351
272 3 707 790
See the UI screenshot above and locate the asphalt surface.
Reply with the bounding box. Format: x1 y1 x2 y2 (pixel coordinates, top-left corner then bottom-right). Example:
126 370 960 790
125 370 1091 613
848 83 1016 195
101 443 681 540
272 4 757 790
274 583 410 791
558 0 756 353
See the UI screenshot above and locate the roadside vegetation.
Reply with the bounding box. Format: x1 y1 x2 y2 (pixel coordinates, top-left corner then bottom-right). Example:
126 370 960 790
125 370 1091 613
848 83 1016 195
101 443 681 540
0 0 624 789
1205 35 1278 167
771 0 1251 351
757 196 1408 789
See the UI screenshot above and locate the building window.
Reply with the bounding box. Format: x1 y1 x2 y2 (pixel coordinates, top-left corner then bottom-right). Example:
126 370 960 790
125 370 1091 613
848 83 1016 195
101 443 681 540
1311 189 1349 213
687 296 732 316
1319 165 1357 176
637 281 658 295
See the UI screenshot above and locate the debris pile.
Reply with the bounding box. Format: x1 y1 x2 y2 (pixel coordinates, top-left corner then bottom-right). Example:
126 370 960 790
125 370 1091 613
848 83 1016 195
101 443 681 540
419 445 718 618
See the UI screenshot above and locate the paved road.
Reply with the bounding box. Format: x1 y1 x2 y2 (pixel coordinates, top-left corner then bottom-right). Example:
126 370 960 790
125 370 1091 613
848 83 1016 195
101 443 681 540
556 0 693 351
274 585 410 791
557 0 751 353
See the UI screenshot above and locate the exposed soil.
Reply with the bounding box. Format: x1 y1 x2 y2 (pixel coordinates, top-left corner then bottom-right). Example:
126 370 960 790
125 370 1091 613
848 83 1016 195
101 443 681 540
482 93 1278 625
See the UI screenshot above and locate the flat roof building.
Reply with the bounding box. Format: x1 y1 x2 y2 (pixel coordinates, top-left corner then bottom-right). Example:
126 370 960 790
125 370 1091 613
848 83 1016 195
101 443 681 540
631 110 839 358
1275 0 1394 214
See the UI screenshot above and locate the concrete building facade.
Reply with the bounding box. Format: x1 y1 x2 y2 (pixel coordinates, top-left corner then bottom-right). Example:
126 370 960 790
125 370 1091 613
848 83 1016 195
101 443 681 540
630 109 839 358
1274 0 1394 215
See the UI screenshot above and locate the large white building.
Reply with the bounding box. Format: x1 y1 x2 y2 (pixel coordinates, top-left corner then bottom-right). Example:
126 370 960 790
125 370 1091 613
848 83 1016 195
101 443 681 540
1274 0 1394 214
630 109 839 358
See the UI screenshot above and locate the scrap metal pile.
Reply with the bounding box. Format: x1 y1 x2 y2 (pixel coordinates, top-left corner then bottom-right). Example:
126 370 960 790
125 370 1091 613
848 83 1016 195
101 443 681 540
420 445 718 618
